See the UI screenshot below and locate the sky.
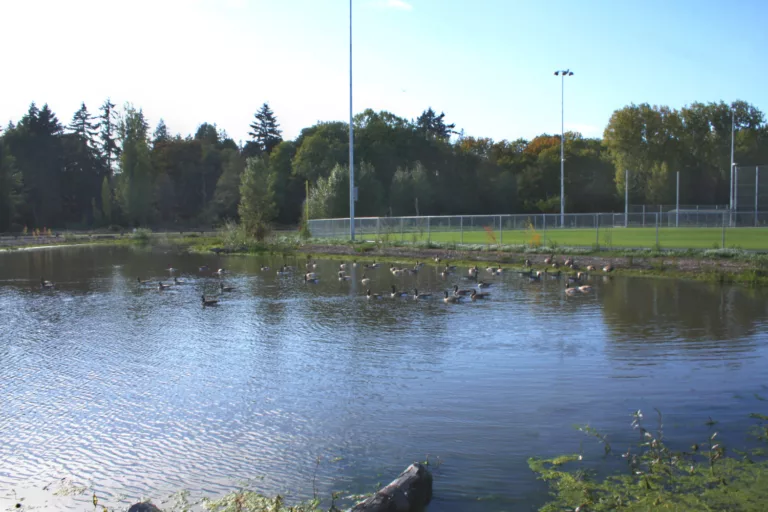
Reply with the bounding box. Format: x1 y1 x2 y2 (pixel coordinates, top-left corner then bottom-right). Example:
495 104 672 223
1 0 767 144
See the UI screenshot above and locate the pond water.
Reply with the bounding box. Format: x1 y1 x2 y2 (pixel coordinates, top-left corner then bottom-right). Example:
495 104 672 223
1 245 768 511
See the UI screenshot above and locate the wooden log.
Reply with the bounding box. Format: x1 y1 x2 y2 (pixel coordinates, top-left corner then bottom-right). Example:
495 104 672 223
351 463 432 512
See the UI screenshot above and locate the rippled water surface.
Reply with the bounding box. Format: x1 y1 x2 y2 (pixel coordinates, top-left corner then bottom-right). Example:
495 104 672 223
2 246 768 510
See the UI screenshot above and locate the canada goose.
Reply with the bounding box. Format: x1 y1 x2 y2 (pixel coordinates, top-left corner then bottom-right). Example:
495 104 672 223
338 271 350 281
470 289 490 301
494 267 504 275
304 274 319 284
577 272 588 280
366 289 382 300
407 267 419 275
565 283 579 296
552 262 560 268
567 274 580 283
220 283 235 292
167 266 178 274
365 260 380 269
137 277 150 285
603 264 614 273
390 285 408 298
453 285 473 297
276 266 290 276
441 266 452 278
564 257 574 267
174 277 186 285
213 268 227 277
305 272 317 280
391 267 405 277
158 282 170 291
586 265 597 272
529 272 542 282
339 263 347 271
40 277 55 289
199 265 209 272
546 270 562 279
413 289 432 300
524 259 532 267
578 285 593 293
415 261 424 268
544 255 554 265
305 260 317 270
201 295 218 306
361 274 371 285
477 281 493 289
443 290 461 304
433 257 441 263
260 265 270 271
468 266 478 277
352 260 358 267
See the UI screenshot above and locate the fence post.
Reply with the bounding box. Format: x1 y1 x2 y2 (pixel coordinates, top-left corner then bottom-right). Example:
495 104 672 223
377 217 381 240
756 166 760 227
642 205 645 227
499 215 503 245
595 213 599 248
427 216 431 242
722 212 726 248
460 216 464 244
400 217 404 241
655 213 660 248
543 214 546 244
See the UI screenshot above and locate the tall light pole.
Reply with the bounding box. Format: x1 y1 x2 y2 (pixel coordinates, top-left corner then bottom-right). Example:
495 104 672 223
554 69 574 228
349 0 355 240
730 107 735 212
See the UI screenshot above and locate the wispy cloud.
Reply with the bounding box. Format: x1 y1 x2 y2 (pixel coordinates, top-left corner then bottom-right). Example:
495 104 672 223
382 0 413 11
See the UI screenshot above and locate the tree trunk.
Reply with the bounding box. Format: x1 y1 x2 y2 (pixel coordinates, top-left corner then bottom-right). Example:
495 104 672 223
350 463 432 512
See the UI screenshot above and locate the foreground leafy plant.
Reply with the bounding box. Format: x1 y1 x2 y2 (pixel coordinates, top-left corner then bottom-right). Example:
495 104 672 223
530 410 768 511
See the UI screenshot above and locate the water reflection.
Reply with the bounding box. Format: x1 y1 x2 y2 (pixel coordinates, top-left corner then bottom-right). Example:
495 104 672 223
1 246 768 511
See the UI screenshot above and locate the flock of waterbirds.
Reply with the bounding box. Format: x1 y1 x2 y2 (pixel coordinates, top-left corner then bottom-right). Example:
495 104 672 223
36 254 614 306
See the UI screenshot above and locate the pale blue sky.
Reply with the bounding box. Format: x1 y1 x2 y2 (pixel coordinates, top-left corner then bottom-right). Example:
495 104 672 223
2 0 766 143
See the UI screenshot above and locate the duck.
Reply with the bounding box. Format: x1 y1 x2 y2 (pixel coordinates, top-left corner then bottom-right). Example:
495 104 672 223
477 281 493 289
578 285 593 293
158 282 170 291
361 274 371 285
453 285 473 297
260 265 270 272
366 289 382 300
40 277 55 289
443 290 461 304
136 277 150 285
220 283 235 292
390 285 408 298
603 264 614 273
199 265 210 272
201 295 218 306
338 271 351 281
413 289 432 300
565 283 579 296
470 289 490 301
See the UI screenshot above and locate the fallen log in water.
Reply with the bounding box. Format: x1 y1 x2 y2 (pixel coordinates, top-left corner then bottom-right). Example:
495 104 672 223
350 463 433 512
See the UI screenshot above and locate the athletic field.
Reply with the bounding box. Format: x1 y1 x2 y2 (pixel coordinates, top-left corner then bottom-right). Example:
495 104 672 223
364 227 768 251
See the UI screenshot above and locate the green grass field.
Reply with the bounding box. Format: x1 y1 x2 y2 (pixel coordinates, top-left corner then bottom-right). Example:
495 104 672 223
360 227 768 251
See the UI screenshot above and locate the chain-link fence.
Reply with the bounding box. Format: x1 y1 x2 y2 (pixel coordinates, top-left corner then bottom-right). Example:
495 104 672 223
308 211 768 250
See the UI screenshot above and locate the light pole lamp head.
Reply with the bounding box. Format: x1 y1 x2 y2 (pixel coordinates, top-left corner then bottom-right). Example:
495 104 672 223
554 71 560 76
568 71 574 76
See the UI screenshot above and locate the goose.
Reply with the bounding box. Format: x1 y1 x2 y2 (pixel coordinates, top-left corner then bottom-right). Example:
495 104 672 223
174 277 186 285
213 268 227 277
552 261 560 269
529 271 542 282
603 264 614 273
366 289 382 300
453 285 473 297
524 259 532 267
470 289 490 301
433 257 441 263
352 260 358 268
577 272 588 281
445 264 457 271
361 274 371 285
486 266 498 274
415 261 424 268
586 265 597 272
201 295 218 306
565 283 579 296
407 267 419 275
136 277 150 285
468 266 478 277
304 274 319 284
158 282 170 291
546 269 562 279
443 290 461 304
276 266 291 276
413 289 432 300
390 285 408 298
338 271 351 281
440 267 452 278
199 265 210 272
260 265 270 271
567 274 581 283
493 267 504 275
578 285 593 293
220 283 235 292
477 281 493 289
364 260 380 269
391 267 405 277
339 263 347 271
167 265 178 274
40 277 55 289
305 272 317 280
544 255 554 265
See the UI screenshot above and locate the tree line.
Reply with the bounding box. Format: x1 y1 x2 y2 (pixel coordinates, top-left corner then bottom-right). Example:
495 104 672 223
0 99 766 234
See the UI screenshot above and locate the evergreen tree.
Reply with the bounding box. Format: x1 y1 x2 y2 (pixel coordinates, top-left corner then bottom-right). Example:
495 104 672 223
99 98 120 177
101 176 112 223
416 107 456 140
0 140 22 231
118 106 153 225
68 102 99 149
238 157 276 240
152 119 170 146
248 103 282 155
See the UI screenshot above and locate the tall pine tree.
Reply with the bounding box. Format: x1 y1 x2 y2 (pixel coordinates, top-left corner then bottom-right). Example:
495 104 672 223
248 103 282 155
99 98 120 177
69 102 99 149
